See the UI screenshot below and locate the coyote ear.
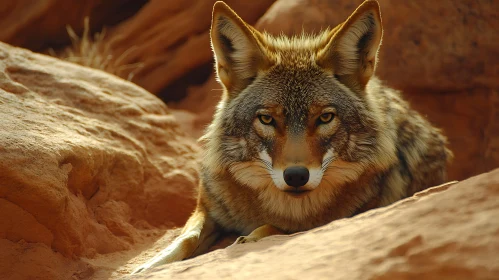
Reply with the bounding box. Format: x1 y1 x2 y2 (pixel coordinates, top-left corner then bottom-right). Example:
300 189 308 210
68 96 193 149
210 1 270 96
317 0 382 92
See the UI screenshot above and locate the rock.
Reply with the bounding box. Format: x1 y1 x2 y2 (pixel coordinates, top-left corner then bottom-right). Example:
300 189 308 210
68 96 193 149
256 0 499 91
169 73 221 139
0 42 199 279
0 0 275 97
0 0 148 51
405 88 499 181
0 239 93 280
131 169 499 279
102 0 275 95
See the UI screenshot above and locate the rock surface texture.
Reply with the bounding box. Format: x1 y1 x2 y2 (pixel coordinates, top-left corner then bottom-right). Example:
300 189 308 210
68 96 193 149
0 42 199 279
132 170 499 280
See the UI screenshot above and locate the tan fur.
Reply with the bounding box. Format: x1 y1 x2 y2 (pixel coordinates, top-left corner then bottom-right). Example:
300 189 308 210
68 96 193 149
234 224 284 244
132 0 452 274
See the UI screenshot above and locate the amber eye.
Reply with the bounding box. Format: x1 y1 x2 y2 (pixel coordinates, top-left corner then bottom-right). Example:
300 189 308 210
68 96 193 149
258 115 274 125
318 113 334 124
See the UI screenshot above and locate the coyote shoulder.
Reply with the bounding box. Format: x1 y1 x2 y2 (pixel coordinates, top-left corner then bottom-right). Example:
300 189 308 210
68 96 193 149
132 0 452 273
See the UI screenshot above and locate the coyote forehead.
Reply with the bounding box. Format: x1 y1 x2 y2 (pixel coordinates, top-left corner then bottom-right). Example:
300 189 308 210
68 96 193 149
259 32 332 66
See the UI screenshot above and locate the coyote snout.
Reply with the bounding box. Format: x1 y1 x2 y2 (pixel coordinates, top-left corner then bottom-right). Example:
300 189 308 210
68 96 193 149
260 144 333 195
254 108 338 194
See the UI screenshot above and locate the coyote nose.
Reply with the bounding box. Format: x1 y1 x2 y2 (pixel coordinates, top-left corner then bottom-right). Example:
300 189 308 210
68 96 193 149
283 166 309 188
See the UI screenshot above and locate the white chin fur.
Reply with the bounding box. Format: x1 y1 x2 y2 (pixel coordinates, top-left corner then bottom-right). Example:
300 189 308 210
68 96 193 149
254 148 337 222
259 150 287 190
306 168 323 189
271 168 288 190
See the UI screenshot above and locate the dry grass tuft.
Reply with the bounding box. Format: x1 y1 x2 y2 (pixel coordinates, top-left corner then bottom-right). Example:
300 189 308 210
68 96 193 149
48 17 144 81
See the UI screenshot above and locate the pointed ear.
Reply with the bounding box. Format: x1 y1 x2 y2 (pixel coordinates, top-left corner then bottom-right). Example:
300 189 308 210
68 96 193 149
317 0 382 92
210 1 271 96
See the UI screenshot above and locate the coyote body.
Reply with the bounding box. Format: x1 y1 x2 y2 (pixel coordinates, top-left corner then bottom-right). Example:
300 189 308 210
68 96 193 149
133 0 451 274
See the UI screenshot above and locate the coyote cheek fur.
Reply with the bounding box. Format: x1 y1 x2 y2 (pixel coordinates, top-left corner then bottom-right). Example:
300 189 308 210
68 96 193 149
132 0 452 274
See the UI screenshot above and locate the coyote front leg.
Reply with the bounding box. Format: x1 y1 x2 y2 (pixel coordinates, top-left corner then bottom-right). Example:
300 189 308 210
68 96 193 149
234 224 283 244
131 206 218 274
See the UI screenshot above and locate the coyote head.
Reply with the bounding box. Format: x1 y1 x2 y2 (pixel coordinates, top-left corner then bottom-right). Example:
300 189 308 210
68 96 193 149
203 1 396 205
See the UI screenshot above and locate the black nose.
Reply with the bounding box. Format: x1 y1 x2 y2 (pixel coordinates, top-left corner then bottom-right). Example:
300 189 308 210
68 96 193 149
283 166 309 188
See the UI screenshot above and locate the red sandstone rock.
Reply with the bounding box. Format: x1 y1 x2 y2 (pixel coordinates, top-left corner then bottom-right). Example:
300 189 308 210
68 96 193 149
102 0 275 94
0 42 199 279
405 88 499 181
257 0 499 91
0 0 147 51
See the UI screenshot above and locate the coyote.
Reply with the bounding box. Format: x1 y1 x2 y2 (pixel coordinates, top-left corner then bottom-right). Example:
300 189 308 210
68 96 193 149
132 0 451 273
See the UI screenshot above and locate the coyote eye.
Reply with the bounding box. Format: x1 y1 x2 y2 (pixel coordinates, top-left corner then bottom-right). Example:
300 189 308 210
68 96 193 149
258 115 274 125
318 113 334 124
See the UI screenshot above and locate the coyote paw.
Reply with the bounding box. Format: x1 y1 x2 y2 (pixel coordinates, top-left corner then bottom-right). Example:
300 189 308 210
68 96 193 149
234 235 260 244
130 252 176 274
